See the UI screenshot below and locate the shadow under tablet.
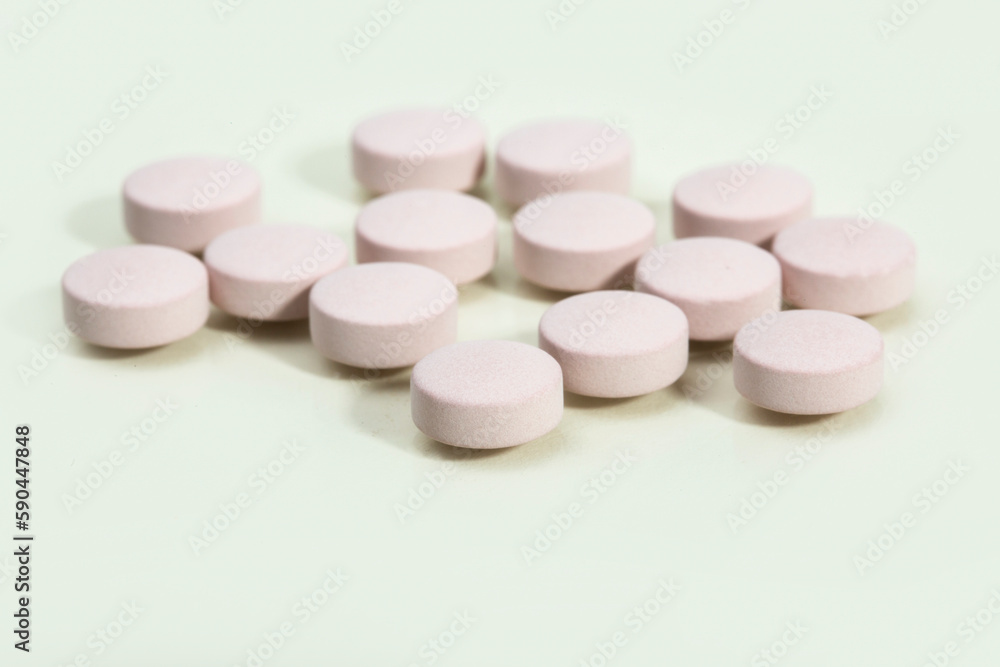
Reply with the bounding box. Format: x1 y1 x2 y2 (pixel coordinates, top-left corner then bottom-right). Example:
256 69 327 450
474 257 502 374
204 310 337 376
676 340 886 430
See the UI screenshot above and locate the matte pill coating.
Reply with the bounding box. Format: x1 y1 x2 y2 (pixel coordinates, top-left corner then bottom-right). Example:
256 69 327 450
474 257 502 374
635 237 781 341
772 217 917 316
355 189 497 285
673 164 812 245
123 156 261 253
352 108 486 194
204 225 348 321
309 262 457 369
513 192 655 292
539 291 689 398
733 310 884 415
411 340 563 448
495 119 631 208
62 245 209 349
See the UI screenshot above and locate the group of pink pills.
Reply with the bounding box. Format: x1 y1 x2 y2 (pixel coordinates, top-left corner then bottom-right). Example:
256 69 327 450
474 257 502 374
61 108 917 448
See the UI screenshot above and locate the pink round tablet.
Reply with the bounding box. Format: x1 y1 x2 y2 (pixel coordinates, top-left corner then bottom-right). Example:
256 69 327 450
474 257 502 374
539 291 689 398
410 340 563 449
733 310 883 415
123 156 261 253
352 108 486 194
772 217 917 316
355 189 497 285
513 192 655 292
495 119 632 208
62 245 209 349
635 237 781 341
673 164 812 245
309 262 457 369
204 225 348 321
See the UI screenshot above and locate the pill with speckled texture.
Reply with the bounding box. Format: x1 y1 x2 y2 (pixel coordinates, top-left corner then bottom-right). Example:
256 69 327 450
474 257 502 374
495 119 631 207
635 237 781 341
309 262 457 369
772 217 917 316
204 225 348 321
513 192 654 293
355 189 497 285
352 108 486 194
539 291 688 398
62 245 209 349
411 340 563 448
123 156 261 253
733 310 883 415
673 164 812 245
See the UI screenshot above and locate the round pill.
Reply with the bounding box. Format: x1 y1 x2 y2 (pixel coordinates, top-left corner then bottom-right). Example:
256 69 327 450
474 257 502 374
539 291 688 398
495 119 631 208
204 225 348 321
62 245 209 349
410 340 563 449
123 156 261 253
351 108 486 194
673 164 812 245
733 310 883 415
772 217 917 316
355 189 497 285
635 237 781 341
513 192 655 292
309 262 457 369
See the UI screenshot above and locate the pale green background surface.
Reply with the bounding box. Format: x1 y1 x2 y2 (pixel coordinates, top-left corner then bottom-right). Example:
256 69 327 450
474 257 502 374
2 0 1000 664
